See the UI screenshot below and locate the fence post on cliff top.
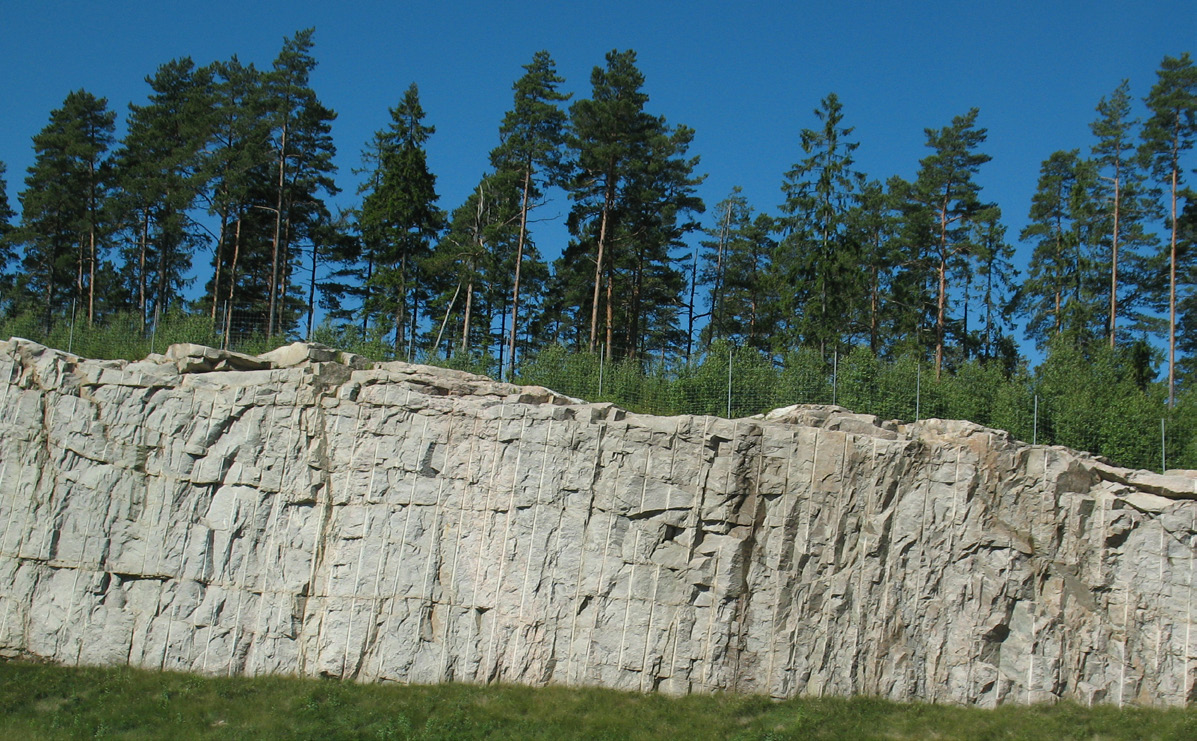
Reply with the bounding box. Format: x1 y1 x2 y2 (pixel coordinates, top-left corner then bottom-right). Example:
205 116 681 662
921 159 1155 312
915 361 921 422
832 349 838 406
726 343 733 418
598 342 605 399
1162 417 1167 473
67 297 77 355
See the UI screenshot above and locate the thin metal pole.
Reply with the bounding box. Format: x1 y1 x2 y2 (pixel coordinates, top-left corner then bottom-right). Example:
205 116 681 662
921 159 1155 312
1033 395 1039 446
598 342 605 398
1162 418 1167 473
915 361 921 421
726 343 733 419
68 297 77 355
832 349 838 406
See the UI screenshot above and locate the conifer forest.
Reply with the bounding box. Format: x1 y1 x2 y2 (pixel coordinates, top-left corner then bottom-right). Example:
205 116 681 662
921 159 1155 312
0 31 1195 471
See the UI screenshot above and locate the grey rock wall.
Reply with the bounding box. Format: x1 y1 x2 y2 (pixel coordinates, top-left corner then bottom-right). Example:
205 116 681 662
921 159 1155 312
0 338 1194 707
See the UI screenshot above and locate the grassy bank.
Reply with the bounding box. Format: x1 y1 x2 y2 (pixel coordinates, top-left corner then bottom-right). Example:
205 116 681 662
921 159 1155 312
1 661 1194 740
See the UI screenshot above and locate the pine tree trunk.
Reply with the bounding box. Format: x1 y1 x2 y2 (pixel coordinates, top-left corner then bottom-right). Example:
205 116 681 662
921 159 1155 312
224 218 242 340
935 256 946 379
507 168 531 377
1109 171 1120 348
462 276 474 354
279 214 292 335
307 236 317 339
605 269 614 359
211 204 229 320
138 210 148 333
589 171 616 352
935 202 949 380
268 122 288 338
1168 139 1178 407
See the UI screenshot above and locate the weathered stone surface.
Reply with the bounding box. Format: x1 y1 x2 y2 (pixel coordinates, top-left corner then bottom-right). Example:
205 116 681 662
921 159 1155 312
0 338 1195 707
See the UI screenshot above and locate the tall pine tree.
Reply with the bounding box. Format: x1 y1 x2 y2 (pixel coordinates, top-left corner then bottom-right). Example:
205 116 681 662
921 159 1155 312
1090 80 1157 347
262 28 339 337
564 49 703 360
113 58 212 331
489 51 569 376
18 90 116 329
1140 52 1197 405
910 109 991 377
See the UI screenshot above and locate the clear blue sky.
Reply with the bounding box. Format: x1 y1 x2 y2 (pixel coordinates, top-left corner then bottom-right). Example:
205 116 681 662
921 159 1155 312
1 1 1194 355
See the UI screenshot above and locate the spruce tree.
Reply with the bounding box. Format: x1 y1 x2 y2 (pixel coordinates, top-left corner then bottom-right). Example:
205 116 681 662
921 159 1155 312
359 83 443 356
1140 52 1197 405
1019 150 1104 348
778 92 865 354
18 90 116 329
969 206 1018 367
845 179 901 353
489 51 569 376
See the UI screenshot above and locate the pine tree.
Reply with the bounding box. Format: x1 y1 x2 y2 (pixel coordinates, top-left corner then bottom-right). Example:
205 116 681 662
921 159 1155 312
566 49 652 354
778 93 865 354
113 58 213 331
426 171 519 358
17 90 116 329
262 28 339 337
489 51 569 376
910 109 991 377
1090 80 1157 347
1140 52 1197 405
699 188 777 351
359 83 443 356
198 56 272 332
565 50 704 360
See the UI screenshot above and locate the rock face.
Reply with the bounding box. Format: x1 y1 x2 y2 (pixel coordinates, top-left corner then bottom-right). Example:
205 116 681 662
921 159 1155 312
0 338 1194 707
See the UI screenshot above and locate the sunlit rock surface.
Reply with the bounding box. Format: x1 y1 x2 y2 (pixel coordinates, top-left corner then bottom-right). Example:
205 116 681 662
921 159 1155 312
0 338 1194 707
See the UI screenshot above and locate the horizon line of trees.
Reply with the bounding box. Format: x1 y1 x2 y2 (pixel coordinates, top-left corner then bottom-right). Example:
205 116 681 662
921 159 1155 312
0 32 1194 397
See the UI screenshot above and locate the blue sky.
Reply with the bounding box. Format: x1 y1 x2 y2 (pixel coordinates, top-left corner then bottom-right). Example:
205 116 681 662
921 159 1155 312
1 1 1194 354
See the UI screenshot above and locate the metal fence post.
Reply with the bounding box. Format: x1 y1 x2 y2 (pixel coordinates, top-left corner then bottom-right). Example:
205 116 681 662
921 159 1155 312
598 342 605 398
726 343 733 418
1162 417 1167 473
915 361 921 422
67 297 77 355
832 349 838 406
1033 395 1039 446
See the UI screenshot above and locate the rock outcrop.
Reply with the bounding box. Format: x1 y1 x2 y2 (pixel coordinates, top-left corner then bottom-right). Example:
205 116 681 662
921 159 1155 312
0 338 1194 707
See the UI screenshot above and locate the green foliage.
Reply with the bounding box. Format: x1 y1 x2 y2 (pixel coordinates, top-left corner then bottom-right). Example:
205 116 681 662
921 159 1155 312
15 89 117 328
778 92 865 351
1 660 1196 740
359 83 444 355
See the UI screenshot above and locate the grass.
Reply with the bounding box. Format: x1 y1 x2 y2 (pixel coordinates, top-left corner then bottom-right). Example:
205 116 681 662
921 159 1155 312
1 660 1195 740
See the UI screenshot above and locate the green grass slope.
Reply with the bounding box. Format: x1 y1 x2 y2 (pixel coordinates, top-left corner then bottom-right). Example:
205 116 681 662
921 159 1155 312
1 661 1195 740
